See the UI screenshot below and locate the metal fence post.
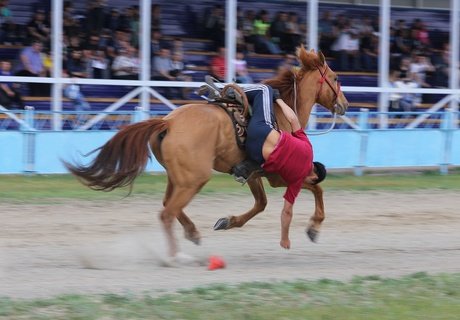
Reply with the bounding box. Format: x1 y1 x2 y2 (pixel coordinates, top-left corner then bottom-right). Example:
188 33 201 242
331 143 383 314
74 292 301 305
354 108 369 176
440 109 454 174
22 106 36 174
132 106 144 124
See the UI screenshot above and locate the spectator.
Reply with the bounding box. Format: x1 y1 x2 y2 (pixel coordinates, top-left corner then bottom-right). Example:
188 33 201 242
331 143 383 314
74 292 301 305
410 52 435 88
332 26 361 71
118 7 134 31
86 0 106 34
171 37 184 57
152 47 174 80
170 52 193 98
98 28 112 48
2 20 25 45
396 56 412 80
431 43 449 88
318 10 336 56
63 1 79 37
118 6 139 47
203 4 225 50
252 10 281 54
234 51 253 84
89 49 109 79
414 21 430 48
106 29 130 63
284 12 302 53
209 46 226 82
65 48 88 78
0 60 25 109
170 52 187 79
389 69 418 113
67 35 82 57
270 11 288 50
15 39 49 96
393 28 414 57
152 47 177 98
105 8 121 33
130 6 140 48
357 17 375 37
361 32 379 71
151 4 161 32
333 13 347 30
240 10 256 52
150 29 164 58
82 33 101 54
0 0 11 25
111 46 139 80
26 9 50 45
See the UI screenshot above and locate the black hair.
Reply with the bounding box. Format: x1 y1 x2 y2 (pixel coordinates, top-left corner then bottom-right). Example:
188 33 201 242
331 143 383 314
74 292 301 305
313 161 327 185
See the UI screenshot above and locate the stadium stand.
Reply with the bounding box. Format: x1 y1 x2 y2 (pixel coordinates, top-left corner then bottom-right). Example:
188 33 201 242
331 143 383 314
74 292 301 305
0 0 453 130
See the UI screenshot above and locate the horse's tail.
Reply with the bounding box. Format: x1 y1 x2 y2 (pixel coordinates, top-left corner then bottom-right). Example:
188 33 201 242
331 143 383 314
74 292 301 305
64 118 168 191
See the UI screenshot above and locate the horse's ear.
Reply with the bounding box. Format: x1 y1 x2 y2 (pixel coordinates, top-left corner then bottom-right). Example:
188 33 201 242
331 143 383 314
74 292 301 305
310 48 315 53
296 45 309 69
318 50 326 66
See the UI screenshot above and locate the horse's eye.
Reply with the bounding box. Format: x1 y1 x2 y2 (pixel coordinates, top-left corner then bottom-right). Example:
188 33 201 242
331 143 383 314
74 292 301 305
334 77 338 82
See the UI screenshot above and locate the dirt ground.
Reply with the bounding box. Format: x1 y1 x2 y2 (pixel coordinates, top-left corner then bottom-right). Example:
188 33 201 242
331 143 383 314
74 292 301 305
1 190 460 299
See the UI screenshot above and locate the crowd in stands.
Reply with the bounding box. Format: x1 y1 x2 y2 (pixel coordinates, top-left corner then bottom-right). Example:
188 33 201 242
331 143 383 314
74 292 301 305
0 0 452 109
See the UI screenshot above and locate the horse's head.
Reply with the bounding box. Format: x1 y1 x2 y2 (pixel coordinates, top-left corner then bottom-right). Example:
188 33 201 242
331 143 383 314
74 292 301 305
297 47 349 115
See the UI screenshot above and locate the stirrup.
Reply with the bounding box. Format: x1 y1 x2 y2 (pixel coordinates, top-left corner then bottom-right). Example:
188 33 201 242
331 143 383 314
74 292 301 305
231 159 263 184
233 174 247 185
196 75 223 101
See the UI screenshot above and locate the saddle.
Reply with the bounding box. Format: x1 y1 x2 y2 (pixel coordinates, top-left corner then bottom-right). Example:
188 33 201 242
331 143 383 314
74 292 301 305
197 76 250 149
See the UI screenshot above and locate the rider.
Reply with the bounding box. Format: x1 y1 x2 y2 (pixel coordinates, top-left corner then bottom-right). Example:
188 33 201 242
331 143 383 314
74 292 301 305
232 83 327 249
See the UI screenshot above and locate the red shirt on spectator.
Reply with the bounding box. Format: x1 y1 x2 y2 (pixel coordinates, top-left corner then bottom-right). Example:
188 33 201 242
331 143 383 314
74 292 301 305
262 129 313 204
210 55 226 81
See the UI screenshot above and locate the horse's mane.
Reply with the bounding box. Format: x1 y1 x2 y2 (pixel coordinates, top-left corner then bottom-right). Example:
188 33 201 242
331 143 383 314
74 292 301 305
263 69 299 110
263 47 324 111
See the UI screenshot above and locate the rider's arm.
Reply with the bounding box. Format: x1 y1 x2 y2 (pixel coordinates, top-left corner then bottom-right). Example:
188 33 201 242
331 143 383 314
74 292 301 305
275 98 301 132
280 199 293 249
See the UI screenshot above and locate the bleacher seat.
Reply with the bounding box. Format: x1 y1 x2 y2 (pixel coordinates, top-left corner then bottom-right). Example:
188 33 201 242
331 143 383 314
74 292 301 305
0 0 452 131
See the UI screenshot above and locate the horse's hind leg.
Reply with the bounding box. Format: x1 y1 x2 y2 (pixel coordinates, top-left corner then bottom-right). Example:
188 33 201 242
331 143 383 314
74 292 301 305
303 183 325 242
163 178 201 245
160 185 203 257
214 177 267 230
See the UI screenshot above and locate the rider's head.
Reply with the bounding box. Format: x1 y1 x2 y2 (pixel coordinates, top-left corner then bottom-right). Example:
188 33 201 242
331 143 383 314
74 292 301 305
305 161 327 185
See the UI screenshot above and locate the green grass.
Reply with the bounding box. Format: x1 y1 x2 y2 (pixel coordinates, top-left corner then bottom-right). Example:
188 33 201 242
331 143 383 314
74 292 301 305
1 273 460 319
0 170 459 202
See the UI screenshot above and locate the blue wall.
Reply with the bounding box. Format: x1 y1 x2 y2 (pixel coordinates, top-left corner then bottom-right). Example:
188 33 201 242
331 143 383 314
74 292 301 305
1 128 459 174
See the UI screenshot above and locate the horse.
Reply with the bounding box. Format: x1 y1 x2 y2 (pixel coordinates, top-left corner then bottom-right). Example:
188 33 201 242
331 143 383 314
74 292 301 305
64 47 349 261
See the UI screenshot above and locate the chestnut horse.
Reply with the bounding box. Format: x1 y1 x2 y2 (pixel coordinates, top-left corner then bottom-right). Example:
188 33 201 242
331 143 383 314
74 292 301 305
64 47 348 260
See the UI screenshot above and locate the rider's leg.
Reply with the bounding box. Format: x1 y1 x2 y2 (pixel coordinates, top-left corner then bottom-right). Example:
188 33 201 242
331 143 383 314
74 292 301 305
232 84 275 182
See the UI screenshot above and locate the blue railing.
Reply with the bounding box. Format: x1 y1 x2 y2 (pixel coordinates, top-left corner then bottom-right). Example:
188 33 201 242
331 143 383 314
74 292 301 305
0 109 459 175
1 108 458 131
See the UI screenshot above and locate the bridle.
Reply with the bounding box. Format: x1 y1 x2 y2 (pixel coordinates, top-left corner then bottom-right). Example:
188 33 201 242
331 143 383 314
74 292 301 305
315 63 341 107
292 64 341 135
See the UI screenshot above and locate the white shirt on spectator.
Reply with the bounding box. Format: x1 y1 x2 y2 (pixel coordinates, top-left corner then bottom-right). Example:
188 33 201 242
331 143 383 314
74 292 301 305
112 55 139 76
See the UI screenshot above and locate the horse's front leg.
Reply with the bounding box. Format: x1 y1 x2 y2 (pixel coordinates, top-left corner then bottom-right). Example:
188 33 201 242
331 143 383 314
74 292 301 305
214 176 267 230
302 183 324 243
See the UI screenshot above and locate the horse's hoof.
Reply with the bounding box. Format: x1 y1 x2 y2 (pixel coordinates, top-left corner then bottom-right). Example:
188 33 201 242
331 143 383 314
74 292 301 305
306 228 319 243
214 217 229 230
185 231 201 245
160 253 199 268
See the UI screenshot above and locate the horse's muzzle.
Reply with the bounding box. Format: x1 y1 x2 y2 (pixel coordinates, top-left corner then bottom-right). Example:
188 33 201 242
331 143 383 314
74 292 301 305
334 102 348 116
